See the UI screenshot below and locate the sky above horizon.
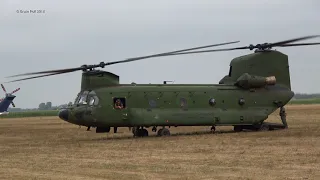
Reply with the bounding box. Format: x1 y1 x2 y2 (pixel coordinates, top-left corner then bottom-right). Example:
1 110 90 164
0 0 320 108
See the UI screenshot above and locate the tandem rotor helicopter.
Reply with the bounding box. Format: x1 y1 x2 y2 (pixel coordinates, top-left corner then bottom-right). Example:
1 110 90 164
5 35 320 137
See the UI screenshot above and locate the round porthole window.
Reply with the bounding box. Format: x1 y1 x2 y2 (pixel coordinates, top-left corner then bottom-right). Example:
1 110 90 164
239 98 245 105
180 98 187 107
149 99 157 108
209 98 216 106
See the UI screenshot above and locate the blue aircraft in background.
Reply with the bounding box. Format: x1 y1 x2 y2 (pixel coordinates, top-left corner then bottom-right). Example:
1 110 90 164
0 84 20 115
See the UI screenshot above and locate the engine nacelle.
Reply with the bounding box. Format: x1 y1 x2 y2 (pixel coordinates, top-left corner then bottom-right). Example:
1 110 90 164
235 73 276 89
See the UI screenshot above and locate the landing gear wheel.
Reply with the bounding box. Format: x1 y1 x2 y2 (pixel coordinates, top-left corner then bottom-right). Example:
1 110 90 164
157 129 163 136
132 127 149 137
234 126 242 132
157 128 170 136
141 129 149 136
259 124 269 131
114 127 118 133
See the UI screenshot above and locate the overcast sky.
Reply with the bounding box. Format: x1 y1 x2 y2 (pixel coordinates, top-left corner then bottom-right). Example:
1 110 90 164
0 0 319 108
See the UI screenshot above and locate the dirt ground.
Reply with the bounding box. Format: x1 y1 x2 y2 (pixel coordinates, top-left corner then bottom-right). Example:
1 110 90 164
0 105 319 180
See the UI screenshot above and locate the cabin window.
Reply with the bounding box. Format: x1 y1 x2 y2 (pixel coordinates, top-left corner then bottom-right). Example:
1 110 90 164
239 98 245 106
180 98 187 108
228 66 232 77
149 99 157 108
209 98 216 106
113 97 126 109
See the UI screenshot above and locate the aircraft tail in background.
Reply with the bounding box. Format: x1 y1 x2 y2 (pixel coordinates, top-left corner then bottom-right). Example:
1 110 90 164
0 95 16 115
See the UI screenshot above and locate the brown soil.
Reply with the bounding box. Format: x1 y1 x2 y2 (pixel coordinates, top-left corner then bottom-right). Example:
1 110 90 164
0 104 319 180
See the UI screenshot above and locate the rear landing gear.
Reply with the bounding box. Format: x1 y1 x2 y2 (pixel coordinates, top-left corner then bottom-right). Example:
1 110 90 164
280 106 288 129
132 127 149 137
157 127 170 136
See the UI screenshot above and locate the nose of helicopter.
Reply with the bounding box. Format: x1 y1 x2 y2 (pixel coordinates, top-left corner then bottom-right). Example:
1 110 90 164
58 109 69 121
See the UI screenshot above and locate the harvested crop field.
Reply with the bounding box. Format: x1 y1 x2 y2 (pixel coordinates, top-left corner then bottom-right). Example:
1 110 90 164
0 104 319 180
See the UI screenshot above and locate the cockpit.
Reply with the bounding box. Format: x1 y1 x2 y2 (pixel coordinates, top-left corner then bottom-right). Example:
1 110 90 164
74 90 99 106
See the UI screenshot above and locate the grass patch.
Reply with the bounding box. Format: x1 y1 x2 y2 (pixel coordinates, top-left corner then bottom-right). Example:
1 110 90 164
289 98 320 105
0 110 59 118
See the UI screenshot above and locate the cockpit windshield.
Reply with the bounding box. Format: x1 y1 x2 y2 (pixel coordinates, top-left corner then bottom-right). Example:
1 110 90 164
74 90 99 106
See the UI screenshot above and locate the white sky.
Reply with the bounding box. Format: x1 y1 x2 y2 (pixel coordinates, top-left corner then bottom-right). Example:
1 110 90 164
0 0 319 108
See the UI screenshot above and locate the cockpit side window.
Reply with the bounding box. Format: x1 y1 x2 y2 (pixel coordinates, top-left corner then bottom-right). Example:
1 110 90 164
88 91 99 106
74 92 81 104
77 91 89 104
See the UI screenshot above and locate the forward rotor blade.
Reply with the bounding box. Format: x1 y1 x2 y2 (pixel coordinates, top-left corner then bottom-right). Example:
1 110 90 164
11 101 15 107
1 84 7 93
5 40 239 79
5 71 70 83
6 67 82 78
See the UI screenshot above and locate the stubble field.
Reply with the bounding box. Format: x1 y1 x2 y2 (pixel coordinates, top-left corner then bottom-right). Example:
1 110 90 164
0 104 319 180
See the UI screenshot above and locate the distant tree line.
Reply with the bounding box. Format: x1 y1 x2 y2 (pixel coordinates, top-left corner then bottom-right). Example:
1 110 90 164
8 101 73 112
293 93 320 99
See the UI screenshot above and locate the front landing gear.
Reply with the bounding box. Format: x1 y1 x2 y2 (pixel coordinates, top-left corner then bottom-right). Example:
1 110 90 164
131 126 171 137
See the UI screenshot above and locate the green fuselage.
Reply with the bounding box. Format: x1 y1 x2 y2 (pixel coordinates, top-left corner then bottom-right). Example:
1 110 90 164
59 84 294 128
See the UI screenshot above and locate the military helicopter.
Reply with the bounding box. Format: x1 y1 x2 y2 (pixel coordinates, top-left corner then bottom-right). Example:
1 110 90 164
5 35 320 137
0 84 20 115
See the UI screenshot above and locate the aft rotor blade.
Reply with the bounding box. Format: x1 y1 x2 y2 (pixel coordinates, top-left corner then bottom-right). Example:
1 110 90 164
149 41 320 57
5 71 69 83
276 42 320 47
268 35 320 47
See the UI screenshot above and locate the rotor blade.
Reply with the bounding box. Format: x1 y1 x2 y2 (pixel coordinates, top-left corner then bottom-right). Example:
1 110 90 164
6 67 82 78
146 41 320 57
1 84 7 93
6 41 239 78
276 42 320 47
10 88 20 94
103 41 241 66
11 101 15 107
137 46 246 57
269 35 320 47
5 71 70 83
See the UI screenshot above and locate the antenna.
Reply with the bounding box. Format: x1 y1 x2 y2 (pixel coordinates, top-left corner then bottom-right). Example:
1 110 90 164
163 80 174 84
